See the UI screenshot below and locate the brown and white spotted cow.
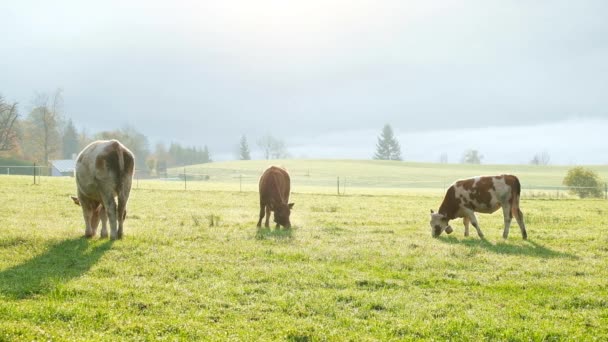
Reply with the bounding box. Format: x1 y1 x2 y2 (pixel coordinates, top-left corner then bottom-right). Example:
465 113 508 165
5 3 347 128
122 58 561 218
75 139 135 239
257 166 294 229
430 175 527 239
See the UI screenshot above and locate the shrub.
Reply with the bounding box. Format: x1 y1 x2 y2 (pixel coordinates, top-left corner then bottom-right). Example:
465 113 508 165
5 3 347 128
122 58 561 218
563 167 605 198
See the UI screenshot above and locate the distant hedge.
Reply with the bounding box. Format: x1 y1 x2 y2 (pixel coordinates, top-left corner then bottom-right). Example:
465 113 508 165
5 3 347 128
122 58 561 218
0 157 36 176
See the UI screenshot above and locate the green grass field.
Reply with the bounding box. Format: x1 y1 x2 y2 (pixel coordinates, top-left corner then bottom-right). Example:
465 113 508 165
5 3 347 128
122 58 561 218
166 159 608 195
1 161 608 340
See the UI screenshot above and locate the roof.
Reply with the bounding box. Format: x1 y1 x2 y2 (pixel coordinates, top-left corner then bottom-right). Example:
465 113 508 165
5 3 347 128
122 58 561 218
50 159 75 173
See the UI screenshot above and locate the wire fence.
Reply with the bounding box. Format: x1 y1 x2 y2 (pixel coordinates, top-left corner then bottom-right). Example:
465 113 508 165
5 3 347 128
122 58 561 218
1 165 607 200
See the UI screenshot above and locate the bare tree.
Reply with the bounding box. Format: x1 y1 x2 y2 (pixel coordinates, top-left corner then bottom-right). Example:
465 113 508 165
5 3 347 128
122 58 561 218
461 149 483 164
439 152 448 164
530 151 550 165
0 96 19 152
257 134 288 159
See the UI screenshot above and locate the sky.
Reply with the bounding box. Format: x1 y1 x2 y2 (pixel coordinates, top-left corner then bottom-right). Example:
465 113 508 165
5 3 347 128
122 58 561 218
1 0 607 164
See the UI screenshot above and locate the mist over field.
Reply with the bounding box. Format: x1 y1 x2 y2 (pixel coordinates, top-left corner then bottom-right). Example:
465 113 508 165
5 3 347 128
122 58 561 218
235 118 608 164
1 1 607 164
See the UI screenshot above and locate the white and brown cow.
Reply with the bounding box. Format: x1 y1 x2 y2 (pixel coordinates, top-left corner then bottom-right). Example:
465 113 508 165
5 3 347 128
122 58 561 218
75 139 135 239
430 175 527 239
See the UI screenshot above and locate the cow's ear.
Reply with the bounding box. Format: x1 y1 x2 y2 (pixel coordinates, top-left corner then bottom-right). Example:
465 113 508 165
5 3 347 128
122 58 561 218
430 209 434 214
71 196 80 206
289 203 294 209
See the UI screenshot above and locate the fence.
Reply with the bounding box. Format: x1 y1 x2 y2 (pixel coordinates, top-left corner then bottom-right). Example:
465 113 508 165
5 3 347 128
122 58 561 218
2 165 606 200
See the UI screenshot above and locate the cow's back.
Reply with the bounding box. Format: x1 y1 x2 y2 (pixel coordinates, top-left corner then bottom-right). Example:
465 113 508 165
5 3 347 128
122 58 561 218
76 140 135 199
259 166 290 205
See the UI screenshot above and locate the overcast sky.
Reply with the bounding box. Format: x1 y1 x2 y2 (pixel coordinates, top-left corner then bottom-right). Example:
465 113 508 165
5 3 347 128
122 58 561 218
1 1 607 164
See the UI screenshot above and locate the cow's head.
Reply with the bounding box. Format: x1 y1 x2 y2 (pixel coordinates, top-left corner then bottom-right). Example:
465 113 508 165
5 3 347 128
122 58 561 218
430 209 453 237
274 203 294 228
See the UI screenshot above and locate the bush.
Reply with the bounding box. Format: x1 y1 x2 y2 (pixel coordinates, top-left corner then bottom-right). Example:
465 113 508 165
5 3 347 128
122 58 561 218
563 167 605 198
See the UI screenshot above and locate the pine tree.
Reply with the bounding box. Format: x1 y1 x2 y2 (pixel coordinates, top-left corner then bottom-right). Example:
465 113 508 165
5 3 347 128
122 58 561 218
62 119 79 159
373 124 402 161
202 145 212 163
239 135 251 160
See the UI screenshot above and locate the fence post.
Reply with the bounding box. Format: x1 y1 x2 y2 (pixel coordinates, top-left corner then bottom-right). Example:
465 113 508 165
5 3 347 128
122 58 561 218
239 174 242 193
33 163 36 185
184 167 187 191
337 176 340 196
136 172 139 189
605 182 607 200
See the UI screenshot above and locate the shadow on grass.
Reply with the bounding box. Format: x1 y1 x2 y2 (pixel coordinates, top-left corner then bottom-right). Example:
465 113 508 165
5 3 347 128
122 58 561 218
255 227 294 240
0 237 113 299
438 236 578 259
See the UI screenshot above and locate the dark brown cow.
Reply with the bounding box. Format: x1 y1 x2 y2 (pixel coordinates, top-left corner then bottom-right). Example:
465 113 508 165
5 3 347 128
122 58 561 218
75 139 135 239
430 175 527 239
257 166 294 229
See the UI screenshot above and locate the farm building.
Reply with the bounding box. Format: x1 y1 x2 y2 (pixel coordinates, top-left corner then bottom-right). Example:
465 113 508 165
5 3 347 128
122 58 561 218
49 159 76 177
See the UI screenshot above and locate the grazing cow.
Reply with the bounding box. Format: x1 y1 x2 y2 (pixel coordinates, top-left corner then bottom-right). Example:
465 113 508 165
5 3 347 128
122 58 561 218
257 166 294 229
430 175 527 239
75 140 135 239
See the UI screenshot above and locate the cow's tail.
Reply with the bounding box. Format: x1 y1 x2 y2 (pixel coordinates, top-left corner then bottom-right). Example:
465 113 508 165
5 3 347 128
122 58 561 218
510 176 522 217
114 140 125 172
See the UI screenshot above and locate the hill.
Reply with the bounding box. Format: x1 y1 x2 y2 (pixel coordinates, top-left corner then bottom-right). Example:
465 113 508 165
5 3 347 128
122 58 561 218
168 159 608 193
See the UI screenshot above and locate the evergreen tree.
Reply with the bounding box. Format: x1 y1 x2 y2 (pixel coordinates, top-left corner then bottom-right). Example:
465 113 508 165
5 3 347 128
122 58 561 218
239 135 251 160
202 145 212 163
373 124 402 161
62 119 79 159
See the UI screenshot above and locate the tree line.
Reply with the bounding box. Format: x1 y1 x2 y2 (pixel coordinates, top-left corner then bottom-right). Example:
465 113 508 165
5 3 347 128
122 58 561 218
1 91 558 172
0 91 212 175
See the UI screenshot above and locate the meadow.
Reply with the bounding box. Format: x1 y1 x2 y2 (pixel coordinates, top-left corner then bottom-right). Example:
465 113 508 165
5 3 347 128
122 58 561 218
0 161 607 341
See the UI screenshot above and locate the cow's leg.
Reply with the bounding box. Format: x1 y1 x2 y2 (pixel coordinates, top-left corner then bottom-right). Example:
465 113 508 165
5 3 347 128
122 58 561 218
99 206 108 238
502 204 513 239
117 189 131 239
257 203 265 228
463 217 470 237
81 205 95 238
264 206 271 228
90 204 101 237
101 193 118 240
514 208 527 240
78 196 97 238
466 211 484 239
